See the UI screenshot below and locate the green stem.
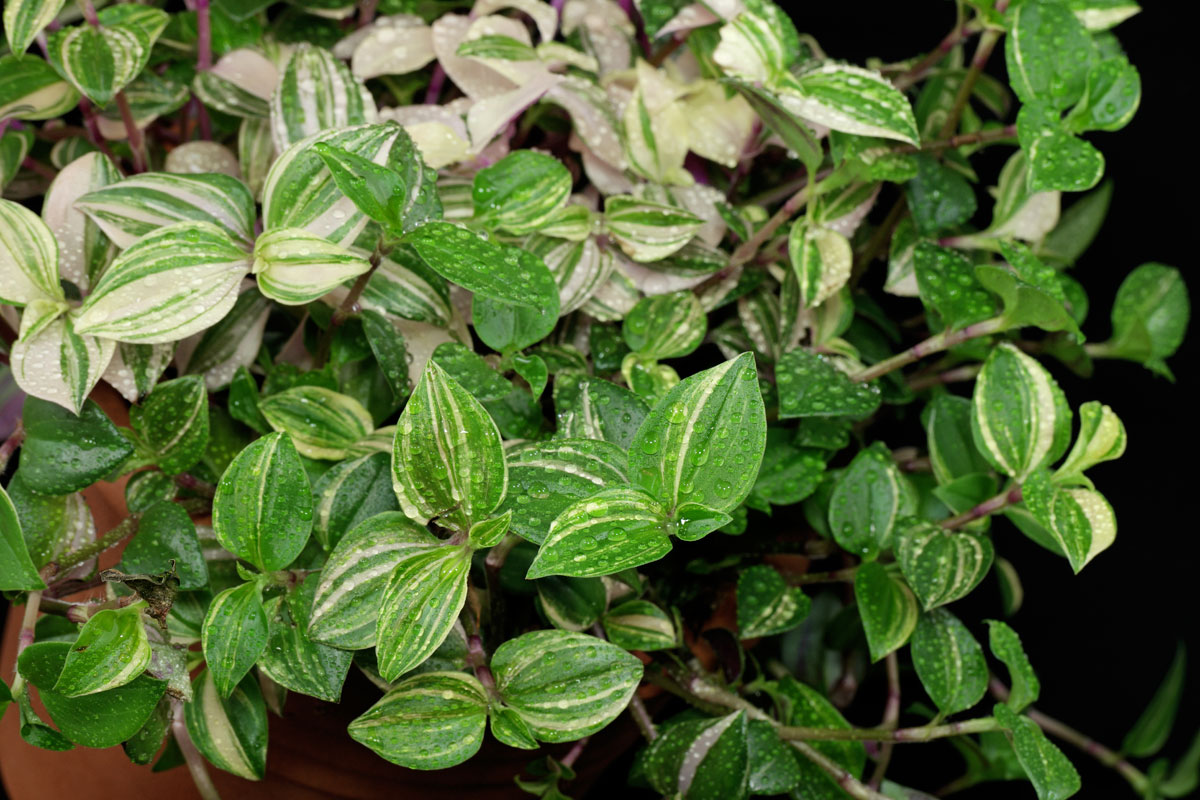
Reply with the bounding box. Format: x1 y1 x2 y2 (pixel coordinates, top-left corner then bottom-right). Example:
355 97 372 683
48 513 141 579
778 717 1002 742
790 741 891 800
869 653 902 789
315 243 384 367
941 484 1022 529
892 17 980 91
628 694 659 742
937 27 1002 140
171 696 222 800
901 123 1017 154
850 316 1009 383
728 184 813 268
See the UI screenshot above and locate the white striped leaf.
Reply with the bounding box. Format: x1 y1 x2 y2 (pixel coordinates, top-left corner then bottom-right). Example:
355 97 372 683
604 195 703 263
3 0 67 57
348 671 488 769
536 204 592 241
971 343 1069 482
492 629 643 742
179 289 270 391
262 123 404 247
309 512 438 649
526 486 672 579
194 69 271 119
712 3 798 83
391 359 507 532
468 510 511 549
629 352 767 515
554 375 649 450
10 314 114 414
472 150 571 234
5 469 95 570
496 438 629 545
489 705 539 750
76 172 255 250
257 583 353 703
40 150 120 293
46 7 168 108
527 235 613 315
0 54 79 120
184 670 268 780
311 453 398 550
0 197 63 306
129 374 209 475
787 219 852 310
0 126 33 191
644 711 750 799
854 562 919 662
375 544 472 681
736 564 811 639
621 63 689 185
911 609 988 717
103 341 174 402
212 431 313 571
603 599 677 651
258 386 373 461
622 290 707 360
896 520 994 610
1021 469 1116 573
536 575 607 633
1053 401 1126 487
269 43 377 153
357 244 453 326
72 221 252 344
1071 0 1141 31
252 227 371 306
828 443 915 560
778 64 920 145
738 289 782 363
52 606 151 697
238 117 274 199
201 581 268 697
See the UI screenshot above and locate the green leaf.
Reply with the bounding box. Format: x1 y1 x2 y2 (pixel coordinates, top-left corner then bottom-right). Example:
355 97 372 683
622 290 707 360
376 544 472 681
1065 55 1140 133
896 520 994 609
776 348 882 419
1038 180 1111 265
408 222 559 310
906 154 977 235
926 395 994 485
1123 643 1186 758
73 221 252 344
348 671 488 769
971 343 1067 482
252 227 371 306
185 669 268 780
1006 0 1095 110
201 581 268 698
777 675 867 797
474 291 560 355
492 629 643 742
308 512 438 649
431 342 512 402
911 609 988 716
778 64 919 145
53 606 151 697
0 53 79 120
259 386 374 461
469 510 512 549
1021 468 1116 572
828 444 914 560
1159 724 1200 798
913 243 999 330
0 485 45 591
747 430 826 511
526 486 671 579
130 375 209 475
512 354 548 400
258 582 353 703
360 309 410 400
5 470 93 570
123 696 170 765
1103 263 1189 372
392 360 507 532
603 195 703 263
212 431 313 572
0 197 63 307
4 0 67 56
994 703 1081 800
602 600 677 651
17 396 133 495
1053 401 1126 487
747 718 802 794
554 375 649 450
537 575 607 632
737 565 811 638
18 641 166 748
629 352 767 515
76 171 255 251
121 500 208 591
269 42 375 152
309 452 398 549
854 562 919 662
724 79 823 174
473 151 572 234
643 711 750 800
46 9 168 107
987 619 1041 712
788 219 852 310
977 242 1080 337
489 705 539 751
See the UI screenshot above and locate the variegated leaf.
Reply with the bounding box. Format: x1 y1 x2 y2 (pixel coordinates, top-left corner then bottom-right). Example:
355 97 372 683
0 483 44 592
712 4 797 83
492 629 643 742
604 195 703 263
778 64 920 145
828 443 915 560
472 150 571 234
536 575 606 632
270 43 377 153
238 117 274 199
497 438 629 545
621 63 689 185
0 126 33 191
95 72 188 140
643 711 750 799
178 289 270 391
184 670 268 781
1053 401 1126 487
348 671 488 769
10 314 114 414
40 151 120 293
993 703 1081 800
988 619 1040 712
554 375 649 450
5 470 95 570
262 123 404 247
1022 470 1116 573
309 512 439 649
854 562 919 662
526 486 672 579
391 360 507 532
76 172 256 250
103 341 174 402
971 343 1069 482
375 544 472 681
355 244 453 327
130 374 209 475
201 581 267 697
602 600 677 651
193 49 278 119
778 675 867 795
629 352 767 515
787 219 852 310
259 386 374 461
736 564 811 639
252 227 371 306
896 520 994 610
527 235 614 315
911 609 988 717
343 17 436 80
0 197 64 306
46 7 168 108
258 583 353 703
0 54 79 120
3 0 67 57
311 452 399 549
622 290 706 360
53 606 151 697
925 394 993 486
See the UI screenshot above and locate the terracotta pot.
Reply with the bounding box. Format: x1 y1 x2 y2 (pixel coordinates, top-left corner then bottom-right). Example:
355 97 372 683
1 385 641 799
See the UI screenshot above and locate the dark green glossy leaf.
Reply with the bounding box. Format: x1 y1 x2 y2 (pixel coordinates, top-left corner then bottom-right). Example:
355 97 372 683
828 443 914 560
54 606 151 697
896 520 994 609
914 243 998 331
643 711 750 800
0 485 44 591
994 703 1081 800
987 619 1040 712
121 500 208 590
201 581 267 697
737 565 811 639
854 562 919 662
311 452 398 550
258 580 353 703
911 609 988 716
17 396 134 495
906 154 977 235
776 348 881 419
185 669 268 780
1123 643 1186 758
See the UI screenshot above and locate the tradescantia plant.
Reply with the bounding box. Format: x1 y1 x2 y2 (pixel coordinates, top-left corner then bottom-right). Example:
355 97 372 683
0 0 1194 797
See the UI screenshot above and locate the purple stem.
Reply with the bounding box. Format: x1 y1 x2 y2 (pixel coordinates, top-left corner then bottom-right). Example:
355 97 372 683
423 64 447 105
195 0 212 70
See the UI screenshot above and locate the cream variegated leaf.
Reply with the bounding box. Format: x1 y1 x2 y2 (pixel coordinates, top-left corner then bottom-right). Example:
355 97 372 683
713 7 793 83
192 49 278 119
0 198 64 306
40 151 120 293
603 195 703 263
896 521 995 610
0 54 79 121
346 18 436 80
269 43 377 152
10 314 115 414
787 219 852 310
854 562 920 662
76 172 256 250
46 7 168 108
238 117 274 200
544 76 626 169
527 235 614 315
259 386 375 461
1022 470 1117 573
72 222 251 344
184 670 268 781
103 341 175 402
622 62 690 185
622 290 707 360
3 0 67 57
778 64 920 146
1053 401 1126 487
252 228 371 306
176 289 270 391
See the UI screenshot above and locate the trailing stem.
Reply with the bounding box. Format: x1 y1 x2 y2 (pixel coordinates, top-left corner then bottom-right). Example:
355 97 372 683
728 184 813 268
941 485 1022 529
850 317 1009 383
46 513 142 580
171 697 222 800
115 91 148 173
868 653 902 788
